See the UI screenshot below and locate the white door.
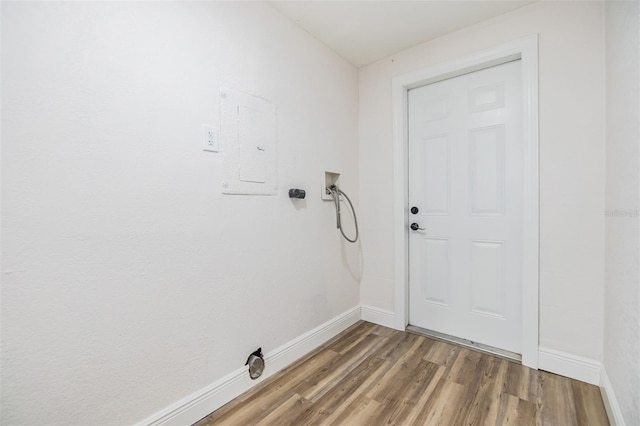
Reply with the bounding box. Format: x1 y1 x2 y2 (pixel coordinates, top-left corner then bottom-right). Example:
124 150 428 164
408 60 523 353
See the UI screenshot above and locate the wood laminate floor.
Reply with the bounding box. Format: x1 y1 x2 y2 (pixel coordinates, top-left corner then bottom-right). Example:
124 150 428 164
195 321 609 426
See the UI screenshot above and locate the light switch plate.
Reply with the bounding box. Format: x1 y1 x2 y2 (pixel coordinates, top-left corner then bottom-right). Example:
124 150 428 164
202 124 218 152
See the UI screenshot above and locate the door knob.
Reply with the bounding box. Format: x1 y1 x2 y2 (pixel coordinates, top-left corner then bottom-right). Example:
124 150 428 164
411 206 419 214
410 223 425 231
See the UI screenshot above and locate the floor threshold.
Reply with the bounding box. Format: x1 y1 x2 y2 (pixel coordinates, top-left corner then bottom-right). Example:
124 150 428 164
405 324 522 363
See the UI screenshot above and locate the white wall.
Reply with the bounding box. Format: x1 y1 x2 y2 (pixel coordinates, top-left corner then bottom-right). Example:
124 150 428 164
359 1 606 361
1 2 359 424
604 1 640 424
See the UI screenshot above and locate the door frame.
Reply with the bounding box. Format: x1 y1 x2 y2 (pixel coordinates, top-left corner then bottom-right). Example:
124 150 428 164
391 35 539 368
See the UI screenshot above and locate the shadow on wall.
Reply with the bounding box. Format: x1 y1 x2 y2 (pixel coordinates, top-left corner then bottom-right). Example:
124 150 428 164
338 200 362 281
341 237 363 282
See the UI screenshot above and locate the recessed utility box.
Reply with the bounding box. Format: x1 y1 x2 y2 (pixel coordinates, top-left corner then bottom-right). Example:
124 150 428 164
220 87 277 195
322 171 341 200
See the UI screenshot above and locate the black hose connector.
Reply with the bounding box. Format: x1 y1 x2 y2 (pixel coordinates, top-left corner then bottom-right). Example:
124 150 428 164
288 189 306 199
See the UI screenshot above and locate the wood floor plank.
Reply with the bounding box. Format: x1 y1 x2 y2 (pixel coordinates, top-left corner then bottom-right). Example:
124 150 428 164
446 347 486 387
294 332 386 401
289 355 387 425
196 348 340 425
371 324 397 338
365 338 426 401
326 321 376 354
254 393 311 426
372 359 442 425
423 340 462 381
504 359 540 402
406 335 436 367
375 330 419 363
538 370 579 425
495 392 539 426
399 362 446 425
423 339 460 366
462 358 509 425
195 321 610 426
320 359 390 425
326 394 380 426
413 378 468 425
571 380 610 426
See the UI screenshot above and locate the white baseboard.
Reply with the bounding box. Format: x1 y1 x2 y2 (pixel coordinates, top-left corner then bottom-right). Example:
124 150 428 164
538 346 601 385
140 308 614 426
138 306 361 426
600 367 626 426
360 305 396 328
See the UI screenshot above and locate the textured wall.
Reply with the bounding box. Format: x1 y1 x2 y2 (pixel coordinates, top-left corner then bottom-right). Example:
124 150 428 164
604 1 640 424
358 1 606 360
1 2 359 424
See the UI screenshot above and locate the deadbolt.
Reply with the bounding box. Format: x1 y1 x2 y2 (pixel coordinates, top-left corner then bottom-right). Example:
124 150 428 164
411 206 419 214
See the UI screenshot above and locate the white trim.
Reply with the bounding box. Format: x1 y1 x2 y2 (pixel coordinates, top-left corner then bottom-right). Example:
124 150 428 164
136 303 612 426
538 347 601 385
360 305 396 328
391 34 540 368
600 367 626 426
137 306 361 426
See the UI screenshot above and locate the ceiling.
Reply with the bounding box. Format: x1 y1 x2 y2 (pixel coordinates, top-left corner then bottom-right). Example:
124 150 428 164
269 1 536 68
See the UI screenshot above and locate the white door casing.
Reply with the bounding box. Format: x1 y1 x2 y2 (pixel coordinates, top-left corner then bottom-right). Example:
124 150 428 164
408 60 523 353
391 35 539 368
